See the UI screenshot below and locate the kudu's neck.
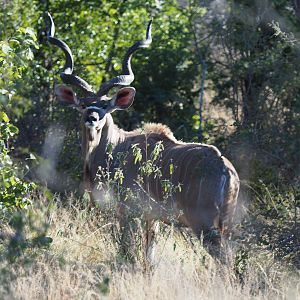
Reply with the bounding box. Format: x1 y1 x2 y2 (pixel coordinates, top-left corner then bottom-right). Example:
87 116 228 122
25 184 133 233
83 114 125 177
99 114 125 146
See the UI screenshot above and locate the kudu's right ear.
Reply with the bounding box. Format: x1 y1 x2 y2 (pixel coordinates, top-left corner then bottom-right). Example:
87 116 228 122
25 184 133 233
54 85 79 106
108 87 136 112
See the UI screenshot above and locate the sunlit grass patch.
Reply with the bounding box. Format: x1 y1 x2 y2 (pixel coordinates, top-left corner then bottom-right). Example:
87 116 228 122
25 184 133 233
0 192 299 300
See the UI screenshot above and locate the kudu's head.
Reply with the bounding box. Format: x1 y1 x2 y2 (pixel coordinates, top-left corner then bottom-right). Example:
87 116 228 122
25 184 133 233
46 13 152 140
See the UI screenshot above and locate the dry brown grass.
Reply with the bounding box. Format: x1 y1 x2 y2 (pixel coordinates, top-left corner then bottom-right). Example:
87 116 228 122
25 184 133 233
0 195 299 300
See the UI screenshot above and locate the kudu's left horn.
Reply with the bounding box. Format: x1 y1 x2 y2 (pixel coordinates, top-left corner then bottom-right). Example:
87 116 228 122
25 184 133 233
46 12 95 96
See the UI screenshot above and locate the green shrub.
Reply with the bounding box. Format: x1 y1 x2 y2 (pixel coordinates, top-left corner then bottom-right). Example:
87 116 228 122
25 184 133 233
0 27 38 212
0 112 35 210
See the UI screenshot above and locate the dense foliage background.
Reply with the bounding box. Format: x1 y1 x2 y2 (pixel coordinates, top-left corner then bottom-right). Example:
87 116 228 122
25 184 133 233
0 0 299 284
1 0 300 183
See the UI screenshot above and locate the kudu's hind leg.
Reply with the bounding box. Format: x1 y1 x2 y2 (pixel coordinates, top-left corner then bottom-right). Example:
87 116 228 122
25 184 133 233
202 228 223 259
188 211 224 260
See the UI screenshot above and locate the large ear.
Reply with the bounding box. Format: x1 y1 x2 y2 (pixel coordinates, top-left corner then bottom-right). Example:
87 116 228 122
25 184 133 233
109 87 136 111
54 84 79 106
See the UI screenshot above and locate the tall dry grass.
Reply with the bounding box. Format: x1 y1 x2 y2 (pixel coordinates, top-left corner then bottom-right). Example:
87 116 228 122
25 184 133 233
0 194 299 300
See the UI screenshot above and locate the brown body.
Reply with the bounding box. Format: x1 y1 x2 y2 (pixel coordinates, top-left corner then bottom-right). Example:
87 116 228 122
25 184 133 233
83 114 239 240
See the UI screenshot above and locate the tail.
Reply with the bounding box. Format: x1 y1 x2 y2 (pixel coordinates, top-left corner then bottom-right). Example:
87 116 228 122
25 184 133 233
218 163 240 235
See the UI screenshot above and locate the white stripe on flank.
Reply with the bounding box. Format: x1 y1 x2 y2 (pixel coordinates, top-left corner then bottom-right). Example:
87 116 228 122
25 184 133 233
219 174 227 208
196 177 203 208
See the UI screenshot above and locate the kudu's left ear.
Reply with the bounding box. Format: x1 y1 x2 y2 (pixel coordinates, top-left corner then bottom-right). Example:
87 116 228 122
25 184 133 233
109 87 136 111
54 84 80 106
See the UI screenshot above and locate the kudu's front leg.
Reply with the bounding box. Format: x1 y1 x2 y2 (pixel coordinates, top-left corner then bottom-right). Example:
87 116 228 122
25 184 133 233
144 220 159 268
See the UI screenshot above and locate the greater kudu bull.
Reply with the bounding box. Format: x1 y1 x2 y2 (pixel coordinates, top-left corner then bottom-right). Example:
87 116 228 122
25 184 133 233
46 13 240 260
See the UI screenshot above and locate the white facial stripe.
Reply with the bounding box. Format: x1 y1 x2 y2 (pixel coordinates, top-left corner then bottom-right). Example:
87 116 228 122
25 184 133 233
87 106 106 114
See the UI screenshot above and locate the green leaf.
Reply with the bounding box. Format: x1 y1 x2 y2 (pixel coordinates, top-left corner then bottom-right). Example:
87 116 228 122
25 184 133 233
25 48 34 60
25 28 37 41
28 153 37 160
0 111 10 123
0 89 9 95
1 42 11 55
8 124 19 134
169 163 173 175
9 39 20 46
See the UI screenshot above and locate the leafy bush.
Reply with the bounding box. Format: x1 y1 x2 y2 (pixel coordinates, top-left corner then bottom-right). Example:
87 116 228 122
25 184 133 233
0 27 38 211
236 182 300 269
0 112 35 210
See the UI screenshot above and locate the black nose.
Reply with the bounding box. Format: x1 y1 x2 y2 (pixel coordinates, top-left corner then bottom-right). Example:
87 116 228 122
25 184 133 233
87 115 97 123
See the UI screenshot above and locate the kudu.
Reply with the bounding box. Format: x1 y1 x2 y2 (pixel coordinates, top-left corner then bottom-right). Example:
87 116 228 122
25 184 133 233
46 13 240 261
